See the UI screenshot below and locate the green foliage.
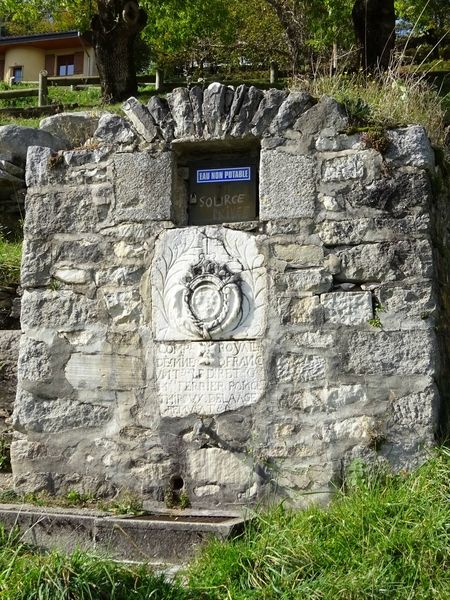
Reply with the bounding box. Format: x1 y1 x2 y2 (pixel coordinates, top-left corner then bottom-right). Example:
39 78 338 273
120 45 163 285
0 0 93 35
188 448 450 599
0 436 11 472
103 490 144 515
297 68 447 146
0 527 187 599
0 230 21 287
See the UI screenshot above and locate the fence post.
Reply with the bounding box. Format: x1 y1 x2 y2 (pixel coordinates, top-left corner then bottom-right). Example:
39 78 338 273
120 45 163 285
38 70 48 107
155 67 164 92
270 61 278 85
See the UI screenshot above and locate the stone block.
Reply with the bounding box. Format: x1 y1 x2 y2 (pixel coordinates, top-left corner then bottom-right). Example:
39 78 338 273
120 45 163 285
269 92 314 135
251 89 288 137
276 269 333 296
39 112 101 148
122 97 158 143
377 281 437 330
65 353 144 391
0 330 20 430
113 152 172 221
388 384 438 434
260 148 317 219
94 114 136 146
273 243 324 266
167 88 195 138
25 188 101 236
341 330 436 377
21 238 52 288
276 353 326 384
321 150 382 183
321 291 373 326
282 296 324 325
100 289 142 326
147 96 175 141
189 86 204 137
12 390 112 433
335 240 433 283
386 126 434 169
202 82 230 138
187 448 254 488
25 146 52 187
0 125 67 163
229 86 263 137
21 290 97 332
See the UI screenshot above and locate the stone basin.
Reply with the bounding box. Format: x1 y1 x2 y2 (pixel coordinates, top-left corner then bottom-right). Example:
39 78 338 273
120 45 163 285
0 503 248 565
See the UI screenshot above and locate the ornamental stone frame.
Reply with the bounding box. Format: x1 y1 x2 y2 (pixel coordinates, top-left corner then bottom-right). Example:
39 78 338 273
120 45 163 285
11 83 449 508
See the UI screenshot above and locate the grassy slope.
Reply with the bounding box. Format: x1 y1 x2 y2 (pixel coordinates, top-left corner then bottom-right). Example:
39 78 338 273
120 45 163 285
0 450 448 599
188 449 450 599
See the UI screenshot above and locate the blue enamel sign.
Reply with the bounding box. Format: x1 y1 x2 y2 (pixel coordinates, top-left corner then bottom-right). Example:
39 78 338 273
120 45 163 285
196 167 251 184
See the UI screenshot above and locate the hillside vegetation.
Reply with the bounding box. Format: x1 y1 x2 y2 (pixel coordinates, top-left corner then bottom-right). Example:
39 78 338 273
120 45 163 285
0 449 449 599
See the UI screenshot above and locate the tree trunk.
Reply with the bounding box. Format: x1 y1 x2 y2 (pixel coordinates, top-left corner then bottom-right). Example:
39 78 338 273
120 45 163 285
91 0 147 103
265 1 305 74
352 0 395 71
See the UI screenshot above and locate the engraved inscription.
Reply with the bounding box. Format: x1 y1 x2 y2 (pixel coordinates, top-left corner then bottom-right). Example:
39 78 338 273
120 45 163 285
155 341 265 417
152 227 266 341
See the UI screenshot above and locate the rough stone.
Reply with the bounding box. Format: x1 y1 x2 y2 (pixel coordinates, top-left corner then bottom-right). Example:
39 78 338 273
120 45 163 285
251 88 288 137
273 244 324 266
260 148 317 219
167 88 195 139
229 86 264 137
187 448 254 488
0 125 68 163
386 126 435 169
113 152 172 221
203 82 230 138
321 150 382 183
276 353 326 384
21 290 97 332
293 96 349 151
276 269 333 295
122 97 159 143
269 91 314 135
321 291 373 326
39 112 101 148
94 114 136 146
0 330 20 431
147 96 175 141
65 353 144 391
189 86 204 137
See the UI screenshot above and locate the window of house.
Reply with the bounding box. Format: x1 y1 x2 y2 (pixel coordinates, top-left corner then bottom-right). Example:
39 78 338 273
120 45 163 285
11 66 23 83
57 55 75 77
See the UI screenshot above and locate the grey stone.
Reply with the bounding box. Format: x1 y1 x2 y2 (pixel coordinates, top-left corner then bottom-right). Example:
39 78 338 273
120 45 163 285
113 151 172 221
167 88 195 138
25 146 52 187
293 96 349 151
276 353 326 383
230 86 264 137
65 353 144 391
341 330 436 376
189 86 204 137
386 126 435 169
251 88 288 137
377 281 437 331
147 96 175 141
269 92 314 135
12 390 112 433
225 84 248 134
335 240 433 283
203 82 230 138
321 150 382 183
0 159 24 178
39 112 101 148
282 296 324 326
273 244 324 267
277 269 333 295
25 188 101 236
0 125 68 163
260 148 317 219
321 291 373 326
122 97 159 143
94 114 136 146
0 330 20 430
21 290 97 332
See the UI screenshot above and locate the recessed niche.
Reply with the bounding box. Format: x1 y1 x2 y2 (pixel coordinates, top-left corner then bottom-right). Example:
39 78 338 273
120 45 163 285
173 139 260 226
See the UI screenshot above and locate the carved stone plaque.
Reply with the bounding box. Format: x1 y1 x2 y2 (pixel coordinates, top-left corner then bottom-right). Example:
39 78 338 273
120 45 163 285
152 227 266 341
155 341 265 417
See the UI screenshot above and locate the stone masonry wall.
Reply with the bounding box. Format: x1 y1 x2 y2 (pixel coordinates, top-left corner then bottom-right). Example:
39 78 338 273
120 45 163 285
11 84 444 508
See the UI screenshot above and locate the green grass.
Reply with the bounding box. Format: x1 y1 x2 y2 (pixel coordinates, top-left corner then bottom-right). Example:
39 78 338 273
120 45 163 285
294 70 448 146
187 448 450 599
0 527 187 600
0 233 22 287
0 450 448 598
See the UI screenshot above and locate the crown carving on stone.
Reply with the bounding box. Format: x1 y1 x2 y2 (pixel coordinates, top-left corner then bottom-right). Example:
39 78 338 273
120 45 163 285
182 254 242 340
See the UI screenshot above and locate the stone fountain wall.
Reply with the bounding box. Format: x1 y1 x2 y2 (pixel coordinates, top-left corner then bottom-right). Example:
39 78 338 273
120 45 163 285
11 84 447 507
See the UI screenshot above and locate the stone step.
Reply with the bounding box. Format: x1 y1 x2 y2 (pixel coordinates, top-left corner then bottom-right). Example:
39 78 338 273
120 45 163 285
0 504 247 564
